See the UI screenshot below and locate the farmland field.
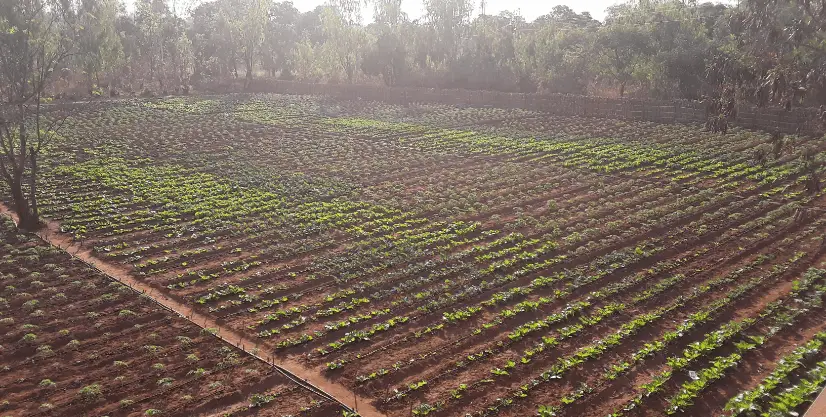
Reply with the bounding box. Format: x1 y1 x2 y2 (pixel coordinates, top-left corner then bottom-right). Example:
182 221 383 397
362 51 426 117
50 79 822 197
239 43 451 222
7 93 826 417
0 217 345 416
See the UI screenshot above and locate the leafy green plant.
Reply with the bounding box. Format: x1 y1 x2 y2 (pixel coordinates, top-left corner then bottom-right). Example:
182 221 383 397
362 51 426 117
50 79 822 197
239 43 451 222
78 383 103 402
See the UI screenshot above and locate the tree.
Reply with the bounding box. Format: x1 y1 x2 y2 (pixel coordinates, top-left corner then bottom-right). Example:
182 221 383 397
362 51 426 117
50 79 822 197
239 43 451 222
361 0 408 86
0 0 75 230
135 0 165 86
737 0 826 106
166 18 193 87
453 12 523 90
369 0 403 25
594 24 651 97
262 1 300 78
190 0 232 79
423 0 473 68
76 0 122 89
318 5 370 83
515 7 598 94
236 0 269 86
362 28 406 86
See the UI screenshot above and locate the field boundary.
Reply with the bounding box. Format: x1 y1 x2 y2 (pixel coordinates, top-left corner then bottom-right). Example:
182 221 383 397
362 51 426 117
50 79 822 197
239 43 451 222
201 78 826 136
0 204 383 417
805 386 826 417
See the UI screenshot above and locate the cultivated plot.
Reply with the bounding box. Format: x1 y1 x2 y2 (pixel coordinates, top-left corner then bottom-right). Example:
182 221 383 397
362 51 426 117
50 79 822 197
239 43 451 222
13 94 826 417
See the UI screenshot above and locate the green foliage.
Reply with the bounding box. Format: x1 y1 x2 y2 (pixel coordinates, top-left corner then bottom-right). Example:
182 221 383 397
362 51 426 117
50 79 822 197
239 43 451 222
78 384 103 402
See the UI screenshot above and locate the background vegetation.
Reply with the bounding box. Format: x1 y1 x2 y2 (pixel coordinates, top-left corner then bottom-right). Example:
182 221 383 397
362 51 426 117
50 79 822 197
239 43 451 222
5 0 825 105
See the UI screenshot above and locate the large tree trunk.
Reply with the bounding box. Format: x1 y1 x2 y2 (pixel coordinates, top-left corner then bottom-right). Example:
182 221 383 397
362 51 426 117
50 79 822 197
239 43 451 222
28 148 38 225
244 55 253 89
10 177 35 230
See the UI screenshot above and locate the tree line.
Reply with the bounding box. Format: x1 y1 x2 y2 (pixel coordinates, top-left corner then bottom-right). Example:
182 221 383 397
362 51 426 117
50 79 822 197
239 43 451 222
4 0 824 106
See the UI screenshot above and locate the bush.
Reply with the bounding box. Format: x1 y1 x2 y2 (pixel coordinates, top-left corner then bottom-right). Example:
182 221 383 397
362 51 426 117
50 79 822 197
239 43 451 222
157 377 174 387
78 383 103 402
39 379 56 388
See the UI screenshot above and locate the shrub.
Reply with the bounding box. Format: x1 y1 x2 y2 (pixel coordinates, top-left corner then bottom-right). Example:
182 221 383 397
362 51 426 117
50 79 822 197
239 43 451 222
201 327 218 335
175 336 193 347
118 309 135 318
78 383 103 402
36 345 55 358
39 379 56 388
143 345 161 355
157 377 174 387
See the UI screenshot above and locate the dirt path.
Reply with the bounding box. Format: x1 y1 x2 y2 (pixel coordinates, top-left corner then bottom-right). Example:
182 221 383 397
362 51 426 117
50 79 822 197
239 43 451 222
806 389 826 417
0 205 385 417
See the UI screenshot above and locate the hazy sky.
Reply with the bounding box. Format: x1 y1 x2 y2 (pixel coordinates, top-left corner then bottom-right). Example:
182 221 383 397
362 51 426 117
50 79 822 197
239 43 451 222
297 0 621 21
129 0 626 21
130 0 736 22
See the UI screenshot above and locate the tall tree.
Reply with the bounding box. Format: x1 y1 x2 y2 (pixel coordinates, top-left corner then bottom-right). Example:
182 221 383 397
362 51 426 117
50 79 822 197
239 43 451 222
594 24 652 97
236 0 269 86
370 0 403 25
135 0 164 86
516 8 599 94
0 0 75 230
262 1 300 78
190 0 233 79
736 0 826 106
423 0 473 68
76 0 123 89
318 5 370 83
362 28 406 86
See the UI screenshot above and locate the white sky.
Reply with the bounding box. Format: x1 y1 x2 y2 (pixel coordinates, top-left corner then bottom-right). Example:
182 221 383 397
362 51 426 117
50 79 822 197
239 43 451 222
129 0 737 22
296 0 620 21
127 0 627 21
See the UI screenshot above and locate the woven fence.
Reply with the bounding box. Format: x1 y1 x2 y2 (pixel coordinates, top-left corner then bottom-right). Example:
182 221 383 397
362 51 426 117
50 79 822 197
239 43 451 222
209 79 825 136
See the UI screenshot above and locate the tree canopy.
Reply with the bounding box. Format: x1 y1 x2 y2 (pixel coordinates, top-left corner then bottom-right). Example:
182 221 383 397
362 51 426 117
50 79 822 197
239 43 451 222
3 0 825 106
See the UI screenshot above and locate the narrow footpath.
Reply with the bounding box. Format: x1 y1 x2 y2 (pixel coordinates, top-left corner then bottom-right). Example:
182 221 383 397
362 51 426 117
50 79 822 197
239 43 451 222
0 205 385 417
806 389 826 417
